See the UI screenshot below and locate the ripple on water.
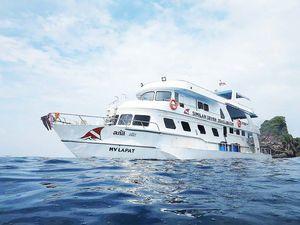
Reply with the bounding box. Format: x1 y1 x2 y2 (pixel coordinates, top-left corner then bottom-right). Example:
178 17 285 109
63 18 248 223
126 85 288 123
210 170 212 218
43 159 73 164
0 157 299 225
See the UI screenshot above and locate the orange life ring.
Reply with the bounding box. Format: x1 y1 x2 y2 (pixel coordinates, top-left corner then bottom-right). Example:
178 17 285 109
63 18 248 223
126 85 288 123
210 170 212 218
169 99 178 110
237 119 242 128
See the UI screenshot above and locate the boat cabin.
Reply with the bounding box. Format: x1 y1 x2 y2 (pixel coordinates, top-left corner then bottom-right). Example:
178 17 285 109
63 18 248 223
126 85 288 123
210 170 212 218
135 80 256 123
103 79 261 154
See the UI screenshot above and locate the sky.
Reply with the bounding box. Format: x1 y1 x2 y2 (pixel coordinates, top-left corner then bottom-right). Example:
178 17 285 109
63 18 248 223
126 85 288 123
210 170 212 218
0 0 299 157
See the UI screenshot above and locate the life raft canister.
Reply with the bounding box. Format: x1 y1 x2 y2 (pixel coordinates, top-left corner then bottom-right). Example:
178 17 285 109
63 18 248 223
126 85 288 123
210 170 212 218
169 99 178 110
237 119 242 128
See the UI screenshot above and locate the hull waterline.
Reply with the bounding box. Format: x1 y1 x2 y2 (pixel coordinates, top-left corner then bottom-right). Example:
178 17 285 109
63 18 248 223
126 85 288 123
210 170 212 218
62 140 272 160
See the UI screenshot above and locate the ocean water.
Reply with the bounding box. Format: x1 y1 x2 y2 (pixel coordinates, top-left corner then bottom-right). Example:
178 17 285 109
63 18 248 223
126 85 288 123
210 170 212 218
0 157 299 225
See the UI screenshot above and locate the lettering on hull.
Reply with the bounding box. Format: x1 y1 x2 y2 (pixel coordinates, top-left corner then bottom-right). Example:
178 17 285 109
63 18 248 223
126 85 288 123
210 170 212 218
192 111 234 126
129 132 136 137
109 147 135 153
113 130 125 136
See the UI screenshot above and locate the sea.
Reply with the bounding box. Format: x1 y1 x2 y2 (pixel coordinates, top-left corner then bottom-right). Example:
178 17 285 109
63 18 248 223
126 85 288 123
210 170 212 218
0 157 299 225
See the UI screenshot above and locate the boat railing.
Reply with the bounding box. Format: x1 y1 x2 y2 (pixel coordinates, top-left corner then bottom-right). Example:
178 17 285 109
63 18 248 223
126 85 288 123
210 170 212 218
50 112 107 126
42 113 161 132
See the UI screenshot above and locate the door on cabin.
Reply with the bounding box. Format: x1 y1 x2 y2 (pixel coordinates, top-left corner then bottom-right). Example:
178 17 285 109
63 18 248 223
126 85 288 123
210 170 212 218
223 126 227 138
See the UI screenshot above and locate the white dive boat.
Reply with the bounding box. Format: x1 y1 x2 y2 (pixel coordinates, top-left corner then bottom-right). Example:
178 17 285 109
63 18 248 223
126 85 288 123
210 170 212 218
42 78 271 159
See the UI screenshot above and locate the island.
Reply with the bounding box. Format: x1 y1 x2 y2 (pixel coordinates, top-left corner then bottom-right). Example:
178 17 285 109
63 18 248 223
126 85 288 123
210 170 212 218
260 116 300 158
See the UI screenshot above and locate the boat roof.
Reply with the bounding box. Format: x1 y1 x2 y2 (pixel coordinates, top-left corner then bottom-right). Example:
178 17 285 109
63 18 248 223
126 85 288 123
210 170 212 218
137 80 257 118
216 90 250 101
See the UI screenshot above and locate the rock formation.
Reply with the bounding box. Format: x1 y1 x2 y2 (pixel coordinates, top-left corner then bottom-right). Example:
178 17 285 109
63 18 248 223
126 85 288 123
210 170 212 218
259 116 299 158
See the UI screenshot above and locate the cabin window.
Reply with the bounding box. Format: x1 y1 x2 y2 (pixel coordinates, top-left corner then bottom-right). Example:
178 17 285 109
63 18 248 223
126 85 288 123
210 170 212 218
156 91 171 101
220 109 225 119
164 118 176 129
204 104 209 111
236 129 240 135
132 115 150 127
197 101 204 110
175 92 179 102
181 121 191 132
248 132 253 138
229 128 234 134
197 101 209 111
212 128 219 137
197 125 206 134
118 114 133 125
242 130 246 136
218 92 232 99
236 93 245 99
112 115 119 125
141 92 155 101
180 103 184 108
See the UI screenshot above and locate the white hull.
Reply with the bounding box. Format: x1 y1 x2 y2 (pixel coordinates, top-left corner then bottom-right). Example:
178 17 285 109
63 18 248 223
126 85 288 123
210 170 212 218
65 141 271 160
54 124 271 160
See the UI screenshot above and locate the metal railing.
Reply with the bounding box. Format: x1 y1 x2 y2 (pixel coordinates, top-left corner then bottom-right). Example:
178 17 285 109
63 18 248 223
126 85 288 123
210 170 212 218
50 112 107 126
43 113 161 132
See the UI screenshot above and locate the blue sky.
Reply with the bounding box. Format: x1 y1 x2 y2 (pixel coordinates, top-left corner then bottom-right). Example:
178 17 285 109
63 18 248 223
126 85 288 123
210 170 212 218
0 0 300 157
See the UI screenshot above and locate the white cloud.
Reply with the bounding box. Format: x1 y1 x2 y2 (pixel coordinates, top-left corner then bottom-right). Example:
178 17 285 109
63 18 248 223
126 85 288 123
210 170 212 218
0 0 299 156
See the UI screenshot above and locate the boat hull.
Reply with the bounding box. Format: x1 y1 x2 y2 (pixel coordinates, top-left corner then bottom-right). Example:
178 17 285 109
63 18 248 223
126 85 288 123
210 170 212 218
52 124 271 160
62 140 271 160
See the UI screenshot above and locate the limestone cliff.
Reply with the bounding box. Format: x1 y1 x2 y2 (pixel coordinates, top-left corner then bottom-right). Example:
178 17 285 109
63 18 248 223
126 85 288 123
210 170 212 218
259 116 299 158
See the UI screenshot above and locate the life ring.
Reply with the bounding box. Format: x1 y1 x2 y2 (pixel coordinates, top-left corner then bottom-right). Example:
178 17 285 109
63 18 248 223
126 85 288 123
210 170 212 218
169 99 178 110
237 119 242 128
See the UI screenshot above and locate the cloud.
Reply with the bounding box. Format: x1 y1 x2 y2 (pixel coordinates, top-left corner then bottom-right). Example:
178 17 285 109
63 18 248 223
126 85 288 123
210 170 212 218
0 0 299 156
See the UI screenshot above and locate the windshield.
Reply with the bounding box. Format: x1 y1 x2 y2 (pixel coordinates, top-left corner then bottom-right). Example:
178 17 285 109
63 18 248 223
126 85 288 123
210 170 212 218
155 91 171 101
140 92 155 101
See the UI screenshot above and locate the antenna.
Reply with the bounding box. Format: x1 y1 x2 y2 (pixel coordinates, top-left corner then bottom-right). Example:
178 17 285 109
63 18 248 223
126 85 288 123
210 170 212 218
112 96 119 105
219 80 227 86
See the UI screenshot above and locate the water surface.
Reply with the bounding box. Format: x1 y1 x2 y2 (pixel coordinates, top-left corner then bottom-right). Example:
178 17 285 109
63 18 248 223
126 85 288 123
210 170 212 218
0 157 299 225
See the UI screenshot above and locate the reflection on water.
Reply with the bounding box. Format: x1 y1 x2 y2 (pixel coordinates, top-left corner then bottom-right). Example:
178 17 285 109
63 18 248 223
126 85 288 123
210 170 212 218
0 157 299 225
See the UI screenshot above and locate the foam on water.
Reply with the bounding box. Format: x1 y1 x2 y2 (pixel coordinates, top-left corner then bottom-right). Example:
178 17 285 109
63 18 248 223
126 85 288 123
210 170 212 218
0 157 299 225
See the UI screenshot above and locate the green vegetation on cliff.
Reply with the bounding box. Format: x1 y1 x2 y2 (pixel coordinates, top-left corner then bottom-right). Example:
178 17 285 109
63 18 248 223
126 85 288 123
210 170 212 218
260 116 299 157
260 116 288 137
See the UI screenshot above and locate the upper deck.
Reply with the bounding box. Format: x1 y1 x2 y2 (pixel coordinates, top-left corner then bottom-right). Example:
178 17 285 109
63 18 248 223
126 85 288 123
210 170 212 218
135 79 257 119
